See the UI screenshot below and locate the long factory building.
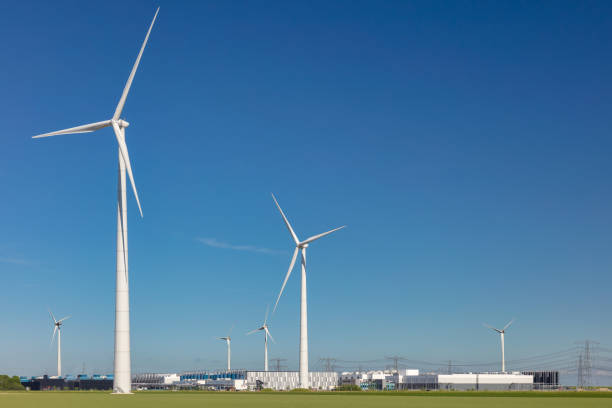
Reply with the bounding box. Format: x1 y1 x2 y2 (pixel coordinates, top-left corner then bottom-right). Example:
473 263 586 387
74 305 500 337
132 369 557 391
20 369 559 391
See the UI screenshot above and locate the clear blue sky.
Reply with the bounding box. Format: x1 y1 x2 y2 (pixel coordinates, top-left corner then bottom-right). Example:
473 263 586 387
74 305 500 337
1 0 611 378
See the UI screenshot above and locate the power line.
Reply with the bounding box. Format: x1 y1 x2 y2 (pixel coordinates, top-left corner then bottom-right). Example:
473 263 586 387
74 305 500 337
270 358 287 371
385 355 404 373
319 357 337 372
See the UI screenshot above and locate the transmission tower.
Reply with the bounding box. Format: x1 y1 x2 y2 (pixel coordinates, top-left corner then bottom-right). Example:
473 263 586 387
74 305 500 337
448 360 452 374
385 355 404 373
575 340 598 389
320 357 337 372
577 352 584 389
270 358 287 371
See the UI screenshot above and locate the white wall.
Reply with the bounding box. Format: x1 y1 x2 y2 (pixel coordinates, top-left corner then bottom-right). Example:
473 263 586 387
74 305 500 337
246 371 339 390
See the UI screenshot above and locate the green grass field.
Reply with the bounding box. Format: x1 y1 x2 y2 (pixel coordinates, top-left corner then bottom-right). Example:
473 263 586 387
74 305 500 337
1 391 611 408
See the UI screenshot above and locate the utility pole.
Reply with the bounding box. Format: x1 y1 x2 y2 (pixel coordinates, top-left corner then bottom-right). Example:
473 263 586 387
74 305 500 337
448 360 452 374
270 358 287 371
385 356 403 373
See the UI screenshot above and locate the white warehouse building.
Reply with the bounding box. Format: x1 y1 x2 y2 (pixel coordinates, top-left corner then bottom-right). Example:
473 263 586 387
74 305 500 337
247 371 339 390
179 370 338 391
438 373 533 391
341 370 534 391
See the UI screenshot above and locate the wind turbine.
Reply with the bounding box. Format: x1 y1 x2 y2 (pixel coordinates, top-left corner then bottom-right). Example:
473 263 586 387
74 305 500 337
32 8 160 394
49 310 70 378
219 326 233 371
247 306 275 371
484 319 515 373
271 193 345 389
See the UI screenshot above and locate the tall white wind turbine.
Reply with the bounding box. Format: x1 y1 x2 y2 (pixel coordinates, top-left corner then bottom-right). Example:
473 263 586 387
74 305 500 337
219 326 233 371
49 310 70 378
247 306 275 371
484 319 515 373
33 8 160 394
271 194 345 389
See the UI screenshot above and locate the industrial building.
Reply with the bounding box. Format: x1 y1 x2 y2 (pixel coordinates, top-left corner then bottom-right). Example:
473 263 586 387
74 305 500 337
246 371 339 391
340 369 439 391
20 375 114 391
180 370 339 391
132 373 181 390
340 370 558 391
522 371 560 390
20 368 558 392
438 373 533 391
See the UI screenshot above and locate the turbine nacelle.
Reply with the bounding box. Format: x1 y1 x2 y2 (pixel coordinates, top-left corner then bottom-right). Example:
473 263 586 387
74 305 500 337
115 119 130 128
484 318 515 335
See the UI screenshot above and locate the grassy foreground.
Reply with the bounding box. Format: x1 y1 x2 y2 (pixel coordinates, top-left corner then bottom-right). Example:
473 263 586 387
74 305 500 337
0 391 611 408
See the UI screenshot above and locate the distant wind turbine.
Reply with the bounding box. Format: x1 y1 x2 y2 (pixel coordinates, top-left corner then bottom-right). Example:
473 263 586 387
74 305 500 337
219 326 234 371
247 306 275 371
484 319 515 373
271 193 345 388
32 8 160 394
49 310 70 378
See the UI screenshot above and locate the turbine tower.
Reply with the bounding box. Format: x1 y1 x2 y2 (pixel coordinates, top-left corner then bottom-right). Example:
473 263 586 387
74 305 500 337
271 194 345 389
49 310 70 378
219 326 233 371
247 306 275 371
32 8 160 394
484 319 515 373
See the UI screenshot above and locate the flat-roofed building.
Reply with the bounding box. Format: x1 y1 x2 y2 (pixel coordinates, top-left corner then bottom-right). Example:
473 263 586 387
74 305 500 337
438 372 533 391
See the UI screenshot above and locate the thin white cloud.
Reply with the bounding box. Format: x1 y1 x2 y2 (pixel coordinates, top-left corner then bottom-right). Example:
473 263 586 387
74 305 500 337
0 257 31 265
197 237 282 255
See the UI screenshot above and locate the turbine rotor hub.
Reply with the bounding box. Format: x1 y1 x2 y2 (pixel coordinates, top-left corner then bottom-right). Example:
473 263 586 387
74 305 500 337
117 119 130 128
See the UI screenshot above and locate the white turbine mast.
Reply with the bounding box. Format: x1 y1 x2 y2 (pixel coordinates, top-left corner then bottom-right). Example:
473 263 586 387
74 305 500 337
33 8 160 394
219 326 234 371
247 305 275 371
49 309 71 378
271 193 345 389
484 318 515 373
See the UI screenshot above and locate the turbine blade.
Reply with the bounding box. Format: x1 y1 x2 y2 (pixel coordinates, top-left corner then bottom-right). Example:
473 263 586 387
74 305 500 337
112 122 143 217
263 304 270 326
113 8 160 120
301 225 346 245
58 316 71 323
503 318 515 331
265 327 276 344
32 120 112 138
273 246 299 314
483 323 501 333
271 194 299 245
48 309 57 324
51 325 57 346
246 329 259 336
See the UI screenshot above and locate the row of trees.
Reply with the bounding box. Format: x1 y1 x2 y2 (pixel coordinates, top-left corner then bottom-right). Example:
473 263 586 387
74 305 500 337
0 375 24 390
